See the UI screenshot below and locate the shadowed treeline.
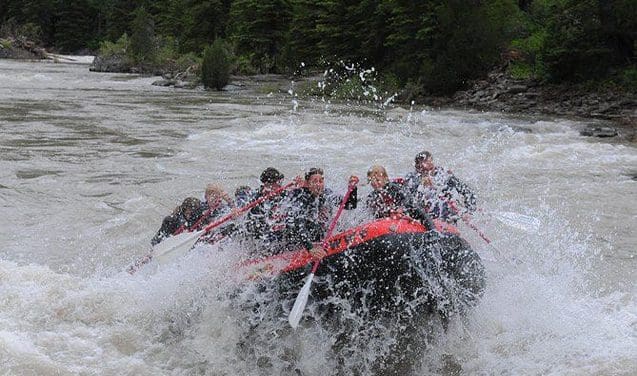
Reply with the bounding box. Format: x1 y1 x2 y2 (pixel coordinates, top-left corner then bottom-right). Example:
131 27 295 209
1 0 634 95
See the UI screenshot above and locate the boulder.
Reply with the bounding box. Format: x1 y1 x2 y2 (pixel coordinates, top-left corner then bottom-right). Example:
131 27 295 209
90 54 133 73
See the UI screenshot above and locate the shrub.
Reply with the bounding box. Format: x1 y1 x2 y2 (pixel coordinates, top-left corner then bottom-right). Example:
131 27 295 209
99 34 129 57
201 39 232 90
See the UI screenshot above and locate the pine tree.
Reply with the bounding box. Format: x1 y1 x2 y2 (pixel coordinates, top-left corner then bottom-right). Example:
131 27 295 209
229 0 292 73
130 6 157 65
201 38 232 90
54 0 94 53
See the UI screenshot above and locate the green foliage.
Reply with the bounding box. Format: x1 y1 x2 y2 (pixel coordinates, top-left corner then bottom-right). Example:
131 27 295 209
179 0 232 53
538 0 635 83
619 66 637 92
54 0 92 53
508 62 533 79
0 38 12 49
229 0 292 73
233 54 258 75
18 22 42 44
201 39 233 90
3 0 635 94
99 33 130 57
130 7 157 65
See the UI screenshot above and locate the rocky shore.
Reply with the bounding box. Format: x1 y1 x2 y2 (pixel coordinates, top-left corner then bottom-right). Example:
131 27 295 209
444 70 636 143
0 37 46 60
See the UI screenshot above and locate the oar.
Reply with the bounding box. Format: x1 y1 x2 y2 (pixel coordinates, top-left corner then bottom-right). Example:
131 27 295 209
446 200 509 258
288 180 357 329
128 181 296 274
488 210 540 233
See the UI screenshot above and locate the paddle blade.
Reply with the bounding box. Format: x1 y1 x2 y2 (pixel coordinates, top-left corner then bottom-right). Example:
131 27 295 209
288 272 315 329
152 230 203 264
492 211 540 233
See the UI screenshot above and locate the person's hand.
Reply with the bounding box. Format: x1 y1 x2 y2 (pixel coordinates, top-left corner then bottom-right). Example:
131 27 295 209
421 175 433 187
348 175 359 186
308 245 327 259
222 192 234 205
230 208 241 219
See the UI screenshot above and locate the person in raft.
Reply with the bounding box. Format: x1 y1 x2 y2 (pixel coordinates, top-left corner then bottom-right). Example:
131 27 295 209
197 183 239 243
284 167 358 257
245 167 290 244
404 151 476 223
365 165 434 229
150 197 205 246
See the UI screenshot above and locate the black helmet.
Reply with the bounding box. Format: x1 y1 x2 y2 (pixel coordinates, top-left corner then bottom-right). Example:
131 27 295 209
180 197 203 219
260 167 284 184
304 167 324 181
414 150 432 165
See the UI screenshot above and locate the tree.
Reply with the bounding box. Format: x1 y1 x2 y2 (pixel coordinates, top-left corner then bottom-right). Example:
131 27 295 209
129 6 157 65
201 38 232 90
229 0 292 73
179 0 232 53
541 0 617 82
54 0 94 53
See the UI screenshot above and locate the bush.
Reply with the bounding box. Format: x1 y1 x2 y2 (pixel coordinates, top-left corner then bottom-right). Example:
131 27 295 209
201 39 232 90
0 38 12 49
619 66 637 92
233 54 258 75
99 34 129 57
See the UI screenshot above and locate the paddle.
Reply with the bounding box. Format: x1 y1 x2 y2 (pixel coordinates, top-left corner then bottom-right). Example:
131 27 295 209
445 199 513 261
128 181 296 274
488 210 540 233
288 179 358 329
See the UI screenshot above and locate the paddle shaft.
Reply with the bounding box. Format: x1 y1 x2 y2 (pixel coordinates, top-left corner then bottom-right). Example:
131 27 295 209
446 199 492 243
129 181 296 274
199 181 296 236
289 182 357 328
313 182 357 270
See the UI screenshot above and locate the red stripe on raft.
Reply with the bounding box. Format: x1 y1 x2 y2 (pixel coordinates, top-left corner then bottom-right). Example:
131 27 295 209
238 216 460 278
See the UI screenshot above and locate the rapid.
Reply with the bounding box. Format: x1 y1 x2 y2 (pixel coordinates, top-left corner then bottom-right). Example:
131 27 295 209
0 58 635 375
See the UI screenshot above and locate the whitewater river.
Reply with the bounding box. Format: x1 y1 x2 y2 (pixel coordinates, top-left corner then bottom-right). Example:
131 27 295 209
0 58 635 375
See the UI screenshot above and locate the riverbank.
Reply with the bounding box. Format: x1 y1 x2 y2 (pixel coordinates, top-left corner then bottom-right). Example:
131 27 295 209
223 72 637 143
2 47 635 142
443 69 636 143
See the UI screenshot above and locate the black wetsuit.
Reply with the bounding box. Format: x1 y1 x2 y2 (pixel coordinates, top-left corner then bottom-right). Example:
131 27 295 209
245 186 288 242
366 181 434 229
404 167 476 222
284 186 357 250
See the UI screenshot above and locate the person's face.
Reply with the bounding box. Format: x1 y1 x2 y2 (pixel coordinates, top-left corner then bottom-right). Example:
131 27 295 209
367 172 388 190
416 157 435 174
183 207 195 221
264 179 282 192
306 173 325 196
206 191 222 207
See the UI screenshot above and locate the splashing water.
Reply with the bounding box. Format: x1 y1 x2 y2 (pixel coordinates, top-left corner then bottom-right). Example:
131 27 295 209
0 59 635 375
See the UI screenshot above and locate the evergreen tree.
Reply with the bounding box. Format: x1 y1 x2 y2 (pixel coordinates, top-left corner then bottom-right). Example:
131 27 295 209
54 0 94 53
314 0 362 63
229 0 292 73
130 6 157 64
180 0 232 53
104 0 140 42
287 0 326 68
201 38 232 90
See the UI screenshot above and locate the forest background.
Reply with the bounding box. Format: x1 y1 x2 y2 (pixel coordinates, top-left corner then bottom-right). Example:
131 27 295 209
1 0 635 102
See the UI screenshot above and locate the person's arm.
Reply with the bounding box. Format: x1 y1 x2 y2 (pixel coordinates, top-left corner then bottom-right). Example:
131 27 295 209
345 175 359 209
447 175 477 213
405 206 435 231
150 215 178 245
